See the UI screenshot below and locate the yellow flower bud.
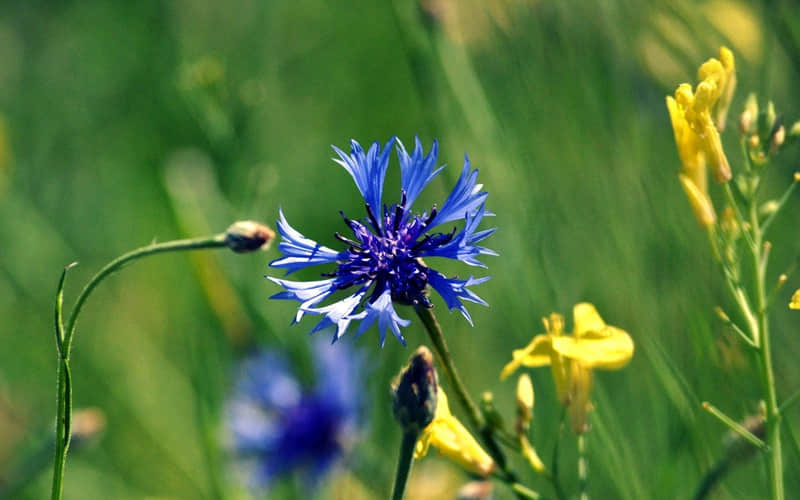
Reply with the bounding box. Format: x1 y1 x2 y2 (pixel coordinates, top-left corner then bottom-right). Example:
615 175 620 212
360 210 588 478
516 374 534 432
678 173 717 227
702 124 732 183
520 436 546 473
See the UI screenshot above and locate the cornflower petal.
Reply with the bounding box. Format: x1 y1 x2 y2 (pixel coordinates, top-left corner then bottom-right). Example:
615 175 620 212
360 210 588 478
267 277 337 323
303 291 366 341
420 204 498 267
429 155 488 227
427 271 490 325
332 138 395 223
397 137 445 208
352 289 411 347
270 209 341 274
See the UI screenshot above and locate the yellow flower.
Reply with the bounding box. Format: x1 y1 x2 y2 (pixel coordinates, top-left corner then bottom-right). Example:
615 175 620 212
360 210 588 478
790 289 800 310
666 47 736 225
501 303 634 434
414 389 496 476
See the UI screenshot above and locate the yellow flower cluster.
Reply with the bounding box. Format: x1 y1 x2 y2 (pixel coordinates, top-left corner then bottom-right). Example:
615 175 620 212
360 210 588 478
414 389 496 476
501 303 634 434
666 47 736 227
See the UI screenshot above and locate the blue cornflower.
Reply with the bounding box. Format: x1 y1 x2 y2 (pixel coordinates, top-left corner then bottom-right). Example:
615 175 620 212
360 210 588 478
226 337 363 491
269 137 496 346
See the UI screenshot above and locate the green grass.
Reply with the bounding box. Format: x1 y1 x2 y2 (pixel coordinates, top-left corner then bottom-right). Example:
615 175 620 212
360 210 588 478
1 0 799 498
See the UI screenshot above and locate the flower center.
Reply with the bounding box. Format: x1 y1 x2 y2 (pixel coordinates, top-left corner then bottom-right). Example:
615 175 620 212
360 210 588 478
328 192 456 307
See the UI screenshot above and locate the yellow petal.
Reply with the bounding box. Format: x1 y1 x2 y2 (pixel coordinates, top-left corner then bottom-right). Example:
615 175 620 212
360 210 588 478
520 436 546 473
500 334 554 380
572 303 606 337
552 326 634 369
414 391 496 476
790 289 800 310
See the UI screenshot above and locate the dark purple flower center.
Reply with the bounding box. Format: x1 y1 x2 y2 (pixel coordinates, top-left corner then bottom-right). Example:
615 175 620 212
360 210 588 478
326 191 456 307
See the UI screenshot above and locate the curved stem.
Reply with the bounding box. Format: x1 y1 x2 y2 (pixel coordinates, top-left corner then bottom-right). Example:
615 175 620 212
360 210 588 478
51 234 228 500
391 431 419 500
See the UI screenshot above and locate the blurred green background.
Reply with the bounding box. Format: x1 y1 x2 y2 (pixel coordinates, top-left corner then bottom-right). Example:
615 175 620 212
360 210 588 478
1 0 800 498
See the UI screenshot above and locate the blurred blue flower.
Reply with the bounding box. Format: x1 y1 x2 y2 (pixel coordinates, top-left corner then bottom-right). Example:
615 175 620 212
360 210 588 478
269 137 496 346
227 337 363 491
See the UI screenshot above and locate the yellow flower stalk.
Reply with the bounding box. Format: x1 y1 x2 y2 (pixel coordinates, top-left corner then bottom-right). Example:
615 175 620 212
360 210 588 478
790 289 800 310
667 47 736 224
414 389 496 477
501 303 634 434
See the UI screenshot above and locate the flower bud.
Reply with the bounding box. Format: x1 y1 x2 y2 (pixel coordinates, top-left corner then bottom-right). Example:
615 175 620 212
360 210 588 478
225 220 275 253
392 346 438 434
764 101 776 134
770 125 785 154
480 392 504 432
678 173 717 227
741 93 758 134
758 200 779 219
790 121 800 140
703 124 731 183
516 373 534 432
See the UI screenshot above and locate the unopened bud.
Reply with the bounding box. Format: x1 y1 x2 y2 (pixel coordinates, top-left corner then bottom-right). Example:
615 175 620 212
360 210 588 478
516 374 534 431
739 109 753 135
480 392 504 432
714 306 730 322
764 101 776 133
748 134 760 149
704 125 731 183
790 121 800 140
225 220 275 253
678 173 717 227
742 94 758 133
794 172 800 183
391 346 438 434
759 200 779 219
777 274 787 289
770 125 786 155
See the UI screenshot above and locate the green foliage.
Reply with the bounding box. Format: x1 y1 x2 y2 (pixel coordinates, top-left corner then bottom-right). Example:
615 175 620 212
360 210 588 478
1 0 799 498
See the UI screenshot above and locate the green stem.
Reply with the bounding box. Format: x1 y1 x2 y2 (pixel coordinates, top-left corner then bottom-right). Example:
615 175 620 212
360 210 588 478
391 431 419 500
51 234 228 500
748 197 784 500
414 305 483 431
550 408 567 500
577 434 588 500
511 482 542 499
414 306 529 499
